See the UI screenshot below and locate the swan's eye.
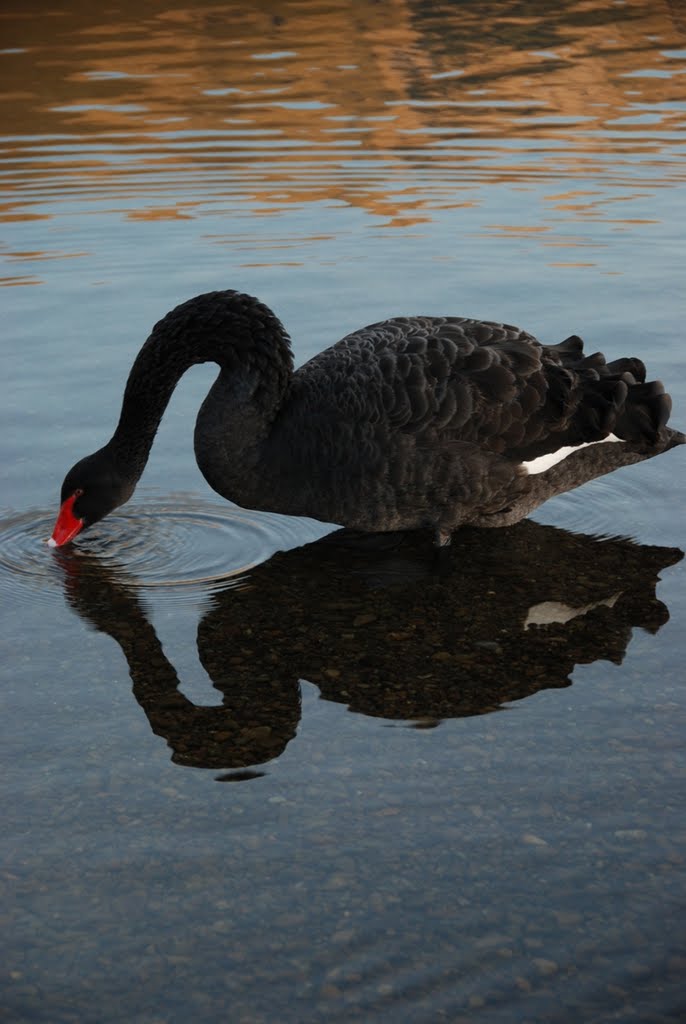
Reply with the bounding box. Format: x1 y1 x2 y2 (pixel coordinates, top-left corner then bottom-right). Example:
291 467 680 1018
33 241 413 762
74 488 84 498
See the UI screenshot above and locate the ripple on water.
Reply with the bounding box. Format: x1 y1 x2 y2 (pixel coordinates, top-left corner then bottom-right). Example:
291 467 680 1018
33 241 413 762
542 471 657 538
0 491 337 604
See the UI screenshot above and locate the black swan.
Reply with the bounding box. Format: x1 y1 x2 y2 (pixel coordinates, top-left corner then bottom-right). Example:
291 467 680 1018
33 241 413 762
49 289 684 547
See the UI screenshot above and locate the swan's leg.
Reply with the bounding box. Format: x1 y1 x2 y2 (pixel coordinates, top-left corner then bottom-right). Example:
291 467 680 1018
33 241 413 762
434 527 452 548
430 527 453 575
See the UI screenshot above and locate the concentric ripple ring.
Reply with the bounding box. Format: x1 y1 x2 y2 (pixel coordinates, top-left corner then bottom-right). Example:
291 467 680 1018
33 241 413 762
0 491 337 603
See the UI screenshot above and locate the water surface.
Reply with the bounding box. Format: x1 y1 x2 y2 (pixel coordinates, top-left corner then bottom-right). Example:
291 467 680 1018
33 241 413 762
2 1 685 1021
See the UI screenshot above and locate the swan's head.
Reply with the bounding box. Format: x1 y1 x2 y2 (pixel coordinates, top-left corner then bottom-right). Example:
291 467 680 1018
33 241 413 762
48 449 135 547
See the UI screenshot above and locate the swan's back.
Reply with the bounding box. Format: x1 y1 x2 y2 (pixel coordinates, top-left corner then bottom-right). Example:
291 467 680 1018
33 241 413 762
269 314 682 537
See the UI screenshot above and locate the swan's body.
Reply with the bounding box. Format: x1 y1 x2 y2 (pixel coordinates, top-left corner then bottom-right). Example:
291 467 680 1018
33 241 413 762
50 289 684 547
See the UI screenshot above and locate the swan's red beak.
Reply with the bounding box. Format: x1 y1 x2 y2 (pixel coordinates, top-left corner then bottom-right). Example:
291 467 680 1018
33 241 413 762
48 494 84 548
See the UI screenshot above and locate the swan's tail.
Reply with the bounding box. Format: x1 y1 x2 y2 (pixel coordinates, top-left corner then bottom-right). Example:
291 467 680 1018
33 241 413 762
551 336 682 447
613 380 673 444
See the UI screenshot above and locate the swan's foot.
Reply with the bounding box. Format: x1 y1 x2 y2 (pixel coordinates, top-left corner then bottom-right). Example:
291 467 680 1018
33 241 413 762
431 528 454 576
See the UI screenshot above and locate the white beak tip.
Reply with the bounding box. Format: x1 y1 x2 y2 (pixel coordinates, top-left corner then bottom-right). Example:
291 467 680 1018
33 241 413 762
47 537 58 548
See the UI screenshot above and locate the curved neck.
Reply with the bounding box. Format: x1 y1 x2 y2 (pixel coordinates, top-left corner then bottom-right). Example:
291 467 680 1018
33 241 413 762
107 291 293 483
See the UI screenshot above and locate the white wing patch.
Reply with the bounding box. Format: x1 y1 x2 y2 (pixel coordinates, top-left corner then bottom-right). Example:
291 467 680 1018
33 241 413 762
522 433 623 475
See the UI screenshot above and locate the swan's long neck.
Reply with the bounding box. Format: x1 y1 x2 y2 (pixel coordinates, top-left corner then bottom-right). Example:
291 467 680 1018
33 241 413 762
107 291 293 487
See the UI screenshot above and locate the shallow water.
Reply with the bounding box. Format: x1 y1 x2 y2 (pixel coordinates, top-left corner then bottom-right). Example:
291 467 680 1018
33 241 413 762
2 1 686 1021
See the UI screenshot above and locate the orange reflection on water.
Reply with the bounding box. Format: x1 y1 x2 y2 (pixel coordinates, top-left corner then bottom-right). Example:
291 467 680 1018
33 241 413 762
0 0 684 226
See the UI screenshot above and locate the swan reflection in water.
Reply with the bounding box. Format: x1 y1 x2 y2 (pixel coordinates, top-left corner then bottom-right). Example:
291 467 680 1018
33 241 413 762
55 521 681 774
